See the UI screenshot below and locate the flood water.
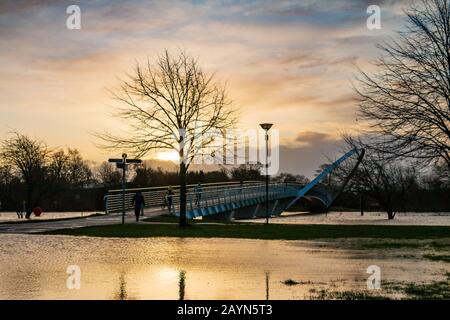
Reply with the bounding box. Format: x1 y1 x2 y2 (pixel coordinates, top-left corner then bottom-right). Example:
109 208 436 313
0 212 99 222
0 234 448 299
243 211 450 226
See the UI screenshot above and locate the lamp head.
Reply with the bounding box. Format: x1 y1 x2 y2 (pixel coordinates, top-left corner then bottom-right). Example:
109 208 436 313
259 123 273 131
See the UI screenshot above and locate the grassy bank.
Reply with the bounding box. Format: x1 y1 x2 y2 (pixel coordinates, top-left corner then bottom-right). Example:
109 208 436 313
42 222 450 240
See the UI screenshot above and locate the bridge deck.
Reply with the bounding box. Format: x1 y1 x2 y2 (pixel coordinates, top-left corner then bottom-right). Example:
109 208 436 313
106 181 301 219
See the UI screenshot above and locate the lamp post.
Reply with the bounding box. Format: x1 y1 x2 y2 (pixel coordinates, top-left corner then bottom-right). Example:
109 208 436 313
259 123 273 225
121 153 127 225
108 154 142 224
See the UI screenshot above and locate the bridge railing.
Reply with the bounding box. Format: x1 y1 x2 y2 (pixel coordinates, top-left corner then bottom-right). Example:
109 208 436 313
168 182 299 215
105 181 265 214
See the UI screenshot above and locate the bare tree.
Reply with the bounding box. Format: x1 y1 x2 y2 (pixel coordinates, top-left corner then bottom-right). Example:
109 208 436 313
229 163 263 182
48 148 92 188
95 162 123 187
65 149 92 187
97 50 237 226
341 137 418 219
355 0 450 173
0 133 49 218
273 172 310 185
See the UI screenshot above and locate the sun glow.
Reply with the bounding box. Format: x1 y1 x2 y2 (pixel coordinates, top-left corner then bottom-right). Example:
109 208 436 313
155 151 179 162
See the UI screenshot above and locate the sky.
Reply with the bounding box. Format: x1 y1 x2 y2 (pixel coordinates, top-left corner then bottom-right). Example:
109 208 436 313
0 0 410 177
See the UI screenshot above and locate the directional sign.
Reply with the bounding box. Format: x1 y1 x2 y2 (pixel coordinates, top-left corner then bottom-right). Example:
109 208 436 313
108 158 142 164
116 163 127 169
107 154 142 224
126 159 142 163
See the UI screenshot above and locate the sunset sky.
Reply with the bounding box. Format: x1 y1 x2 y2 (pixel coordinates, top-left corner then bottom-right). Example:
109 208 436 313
0 0 410 177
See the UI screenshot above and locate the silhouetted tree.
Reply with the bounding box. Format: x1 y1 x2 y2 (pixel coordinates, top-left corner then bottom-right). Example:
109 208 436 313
273 172 309 184
314 163 333 186
0 165 20 211
229 163 263 182
422 162 450 189
355 0 450 172
65 149 93 187
48 148 92 188
97 50 237 226
343 137 419 219
95 162 122 187
0 133 49 218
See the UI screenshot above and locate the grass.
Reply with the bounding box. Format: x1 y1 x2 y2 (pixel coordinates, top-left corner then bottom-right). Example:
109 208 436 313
282 279 312 286
309 275 450 300
41 222 450 240
283 279 300 286
360 242 423 249
142 214 234 224
423 254 450 263
142 214 185 223
360 241 450 250
403 281 450 299
309 289 388 300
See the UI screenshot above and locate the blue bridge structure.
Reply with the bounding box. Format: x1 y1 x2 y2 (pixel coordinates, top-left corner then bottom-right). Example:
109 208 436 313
105 148 365 220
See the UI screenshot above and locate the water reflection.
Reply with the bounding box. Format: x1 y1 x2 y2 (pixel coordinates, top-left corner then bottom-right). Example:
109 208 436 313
175 270 271 300
114 272 128 300
248 211 450 226
179 270 186 300
0 235 447 299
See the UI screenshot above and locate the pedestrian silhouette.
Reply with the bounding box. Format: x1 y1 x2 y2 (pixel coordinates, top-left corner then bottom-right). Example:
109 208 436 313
166 186 174 213
195 183 203 207
132 191 145 222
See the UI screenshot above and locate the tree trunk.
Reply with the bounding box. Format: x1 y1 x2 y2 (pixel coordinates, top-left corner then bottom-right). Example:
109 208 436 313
25 182 33 219
360 192 364 216
179 161 187 227
387 210 396 220
447 160 450 177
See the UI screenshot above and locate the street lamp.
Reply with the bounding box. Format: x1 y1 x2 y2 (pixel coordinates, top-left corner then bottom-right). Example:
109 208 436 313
259 123 273 224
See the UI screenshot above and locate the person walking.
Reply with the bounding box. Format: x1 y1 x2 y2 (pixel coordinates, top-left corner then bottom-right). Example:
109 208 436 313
140 192 146 216
132 191 145 222
166 186 174 213
195 183 203 207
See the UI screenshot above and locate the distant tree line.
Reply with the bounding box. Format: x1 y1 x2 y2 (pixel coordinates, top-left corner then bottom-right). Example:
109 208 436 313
0 132 265 214
0 132 448 216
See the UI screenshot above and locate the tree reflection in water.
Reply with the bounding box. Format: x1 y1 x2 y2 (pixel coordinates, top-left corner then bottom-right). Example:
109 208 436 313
179 270 186 300
114 272 127 300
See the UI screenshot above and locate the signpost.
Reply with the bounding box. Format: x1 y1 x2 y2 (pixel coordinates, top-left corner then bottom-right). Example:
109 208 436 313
108 153 142 224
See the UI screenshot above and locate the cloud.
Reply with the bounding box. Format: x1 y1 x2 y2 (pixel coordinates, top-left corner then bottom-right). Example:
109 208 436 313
278 137 346 178
0 0 413 175
0 0 67 14
295 131 336 145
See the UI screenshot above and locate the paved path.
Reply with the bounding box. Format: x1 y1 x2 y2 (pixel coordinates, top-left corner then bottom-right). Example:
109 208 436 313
0 208 167 234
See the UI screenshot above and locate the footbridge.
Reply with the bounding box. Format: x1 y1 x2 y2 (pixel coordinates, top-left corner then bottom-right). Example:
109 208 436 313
105 148 364 220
